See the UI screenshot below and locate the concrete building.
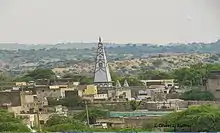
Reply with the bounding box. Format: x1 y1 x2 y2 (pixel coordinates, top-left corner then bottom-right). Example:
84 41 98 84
140 79 175 87
137 90 152 100
206 70 220 100
15 82 27 86
83 85 98 96
0 91 44 114
94 94 108 100
35 84 75 100
115 89 132 99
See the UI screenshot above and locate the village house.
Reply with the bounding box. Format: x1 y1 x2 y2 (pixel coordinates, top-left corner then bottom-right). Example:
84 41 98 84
34 78 76 100
0 90 45 115
206 70 220 100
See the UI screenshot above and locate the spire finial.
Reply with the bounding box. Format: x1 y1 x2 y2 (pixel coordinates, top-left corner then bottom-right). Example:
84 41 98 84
99 37 102 43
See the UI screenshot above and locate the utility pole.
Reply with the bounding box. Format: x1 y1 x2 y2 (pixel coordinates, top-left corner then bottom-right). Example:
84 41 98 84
34 97 42 132
36 109 41 132
85 101 90 127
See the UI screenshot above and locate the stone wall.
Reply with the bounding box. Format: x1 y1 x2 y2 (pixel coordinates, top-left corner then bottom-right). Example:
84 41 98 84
0 91 21 106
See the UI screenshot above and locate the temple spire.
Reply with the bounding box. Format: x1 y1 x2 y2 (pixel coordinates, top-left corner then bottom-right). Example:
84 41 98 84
123 80 129 87
93 37 112 87
115 80 121 88
99 37 102 43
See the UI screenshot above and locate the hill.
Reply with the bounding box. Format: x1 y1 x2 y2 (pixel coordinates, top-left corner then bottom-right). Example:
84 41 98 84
0 39 219 54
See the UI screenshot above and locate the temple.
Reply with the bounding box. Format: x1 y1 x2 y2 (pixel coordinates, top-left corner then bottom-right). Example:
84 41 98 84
93 37 113 87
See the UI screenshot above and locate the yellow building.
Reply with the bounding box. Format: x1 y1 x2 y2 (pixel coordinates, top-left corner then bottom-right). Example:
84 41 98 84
15 82 27 86
83 85 98 95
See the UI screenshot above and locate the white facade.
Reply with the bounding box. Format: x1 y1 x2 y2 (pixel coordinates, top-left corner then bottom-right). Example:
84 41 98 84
115 89 132 99
140 79 175 87
94 94 108 100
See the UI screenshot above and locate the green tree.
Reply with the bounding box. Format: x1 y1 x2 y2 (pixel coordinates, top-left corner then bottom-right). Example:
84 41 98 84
74 108 109 124
173 63 220 86
139 70 173 80
45 115 88 132
62 74 93 85
120 77 142 86
109 67 121 82
158 104 220 131
130 100 142 111
0 109 30 132
15 68 56 81
152 59 163 67
181 89 215 101
47 95 87 109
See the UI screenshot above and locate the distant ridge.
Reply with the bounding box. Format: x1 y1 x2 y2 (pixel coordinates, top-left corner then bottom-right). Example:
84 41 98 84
0 39 219 53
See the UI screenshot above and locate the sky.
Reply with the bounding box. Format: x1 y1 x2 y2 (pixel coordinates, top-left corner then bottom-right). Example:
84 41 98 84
0 0 220 44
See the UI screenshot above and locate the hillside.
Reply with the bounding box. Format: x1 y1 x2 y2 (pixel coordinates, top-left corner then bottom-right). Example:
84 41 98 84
0 39 219 54
0 39 219 75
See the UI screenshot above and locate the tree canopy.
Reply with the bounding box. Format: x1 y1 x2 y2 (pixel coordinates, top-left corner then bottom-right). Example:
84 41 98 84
15 68 56 81
139 63 220 86
73 108 109 124
45 115 88 132
62 74 93 85
47 95 87 109
44 114 150 132
181 89 215 101
158 104 220 131
0 109 30 132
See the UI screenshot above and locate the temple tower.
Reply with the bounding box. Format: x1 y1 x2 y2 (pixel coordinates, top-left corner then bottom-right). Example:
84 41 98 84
115 80 121 88
94 37 113 87
123 79 129 87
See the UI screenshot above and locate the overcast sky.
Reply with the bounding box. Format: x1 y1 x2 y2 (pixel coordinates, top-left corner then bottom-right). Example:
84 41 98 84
0 0 219 44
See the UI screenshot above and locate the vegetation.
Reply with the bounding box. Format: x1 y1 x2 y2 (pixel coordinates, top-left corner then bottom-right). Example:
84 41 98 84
45 115 88 132
139 63 220 86
181 89 215 101
44 114 151 132
73 108 109 124
138 70 173 80
47 95 87 109
62 74 93 85
11 63 220 87
45 105 220 132
130 100 142 111
0 109 30 132
110 68 142 86
14 68 56 81
157 104 220 131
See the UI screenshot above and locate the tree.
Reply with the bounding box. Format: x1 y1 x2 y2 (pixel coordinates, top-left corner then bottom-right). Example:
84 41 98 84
157 104 220 131
15 68 56 81
47 95 86 109
130 100 142 111
138 70 173 80
120 77 142 86
209 55 219 61
45 115 88 132
73 108 109 124
0 109 30 132
181 89 215 101
109 67 121 82
152 59 163 67
62 74 93 85
173 63 220 86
